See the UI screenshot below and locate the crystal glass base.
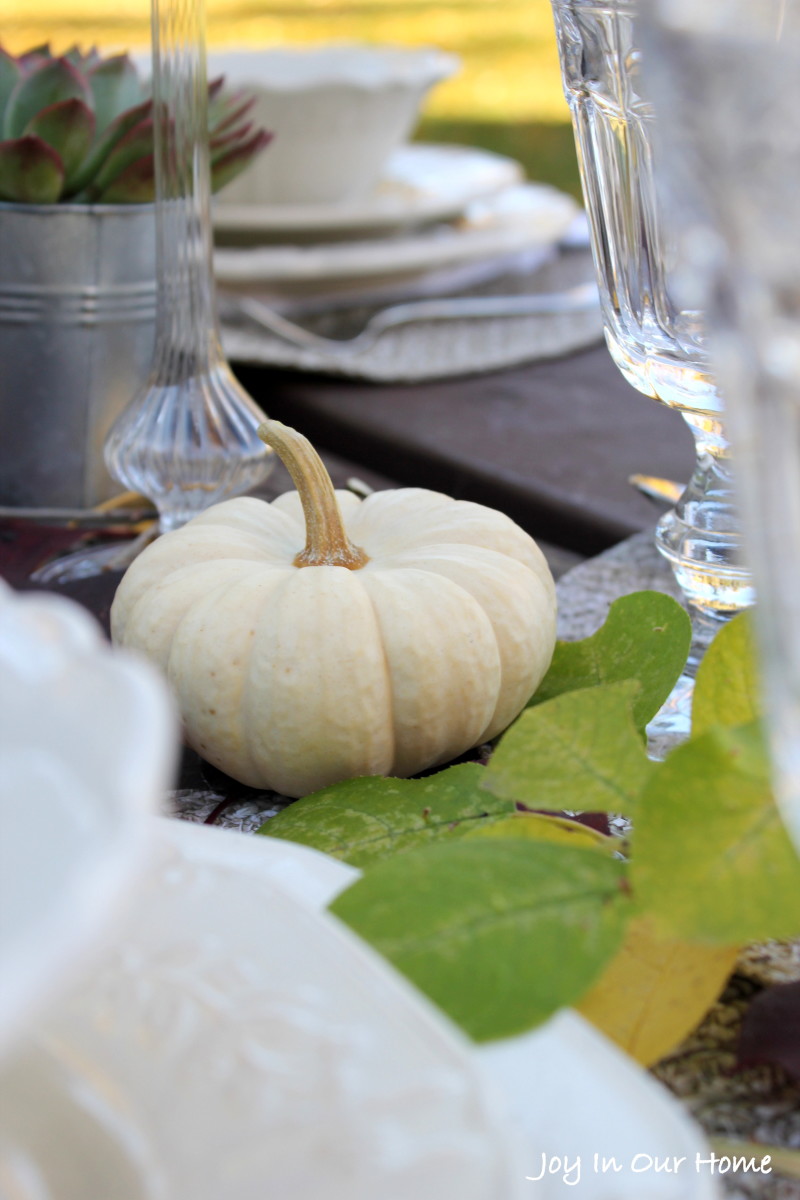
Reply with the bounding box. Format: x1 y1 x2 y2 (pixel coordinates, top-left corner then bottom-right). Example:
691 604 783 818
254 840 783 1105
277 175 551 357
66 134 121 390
646 672 694 760
655 510 755 613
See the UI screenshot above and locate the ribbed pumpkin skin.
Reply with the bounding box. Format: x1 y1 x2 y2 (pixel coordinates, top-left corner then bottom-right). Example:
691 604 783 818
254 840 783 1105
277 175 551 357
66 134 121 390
111 487 557 797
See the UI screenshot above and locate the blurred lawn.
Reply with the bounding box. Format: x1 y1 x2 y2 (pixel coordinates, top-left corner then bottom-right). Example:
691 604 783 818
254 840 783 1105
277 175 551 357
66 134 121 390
4 0 581 197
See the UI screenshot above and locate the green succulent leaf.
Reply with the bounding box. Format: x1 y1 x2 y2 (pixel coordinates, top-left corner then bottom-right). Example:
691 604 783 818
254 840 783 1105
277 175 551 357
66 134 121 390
87 116 153 197
96 153 155 203
483 679 655 820
65 97 151 197
330 837 631 1042
631 720 800 944
529 590 691 733
24 98 95 186
4 56 92 140
211 128 272 193
17 45 53 74
0 136 64 202
261 762 514 868
209 92 256 137
87 54 144 133
64 45 102 73
0 49 21 121
692 610 761 739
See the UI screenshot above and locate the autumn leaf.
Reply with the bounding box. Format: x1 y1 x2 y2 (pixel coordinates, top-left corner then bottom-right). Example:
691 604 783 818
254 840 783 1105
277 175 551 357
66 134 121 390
530 591 691 732
576 914 739 1065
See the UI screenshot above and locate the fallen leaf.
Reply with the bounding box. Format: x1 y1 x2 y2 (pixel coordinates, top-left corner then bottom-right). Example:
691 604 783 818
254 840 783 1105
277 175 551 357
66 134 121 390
330 837 630 1042
692 610 761 738
577 914 739 1065
529 591 691 732
484 680 655 820
631 721 800 943
259 762 514 867
466 811 616 852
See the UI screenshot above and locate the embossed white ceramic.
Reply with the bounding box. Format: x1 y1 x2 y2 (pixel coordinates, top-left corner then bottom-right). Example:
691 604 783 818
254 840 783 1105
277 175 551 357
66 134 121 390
212 143 523 240
0 820 522 1200
207 45 460 205
0 580 177 1060
0 819 719 1199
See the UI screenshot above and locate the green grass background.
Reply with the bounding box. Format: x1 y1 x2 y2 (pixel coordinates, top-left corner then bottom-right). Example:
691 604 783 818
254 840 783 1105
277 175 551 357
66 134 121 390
4 0 582 196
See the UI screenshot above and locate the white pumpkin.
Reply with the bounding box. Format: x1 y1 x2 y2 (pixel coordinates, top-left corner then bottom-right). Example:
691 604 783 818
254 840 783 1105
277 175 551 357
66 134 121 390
111 420 557 797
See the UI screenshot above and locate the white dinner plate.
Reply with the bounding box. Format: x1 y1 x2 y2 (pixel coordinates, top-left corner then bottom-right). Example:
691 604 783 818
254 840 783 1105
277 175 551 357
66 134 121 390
0 819 521 1200
0 818 720 1200
214 182 581 298
212 143 524 241
0 583 175 1062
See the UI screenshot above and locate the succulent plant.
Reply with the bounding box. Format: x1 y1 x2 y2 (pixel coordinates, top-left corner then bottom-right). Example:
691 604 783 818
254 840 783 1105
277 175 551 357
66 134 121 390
0 44 271 204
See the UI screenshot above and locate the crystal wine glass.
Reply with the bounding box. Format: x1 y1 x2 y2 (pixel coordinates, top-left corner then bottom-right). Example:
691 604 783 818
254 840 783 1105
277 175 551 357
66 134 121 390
549 0 754 748
638 0 800 846
103 0 273 535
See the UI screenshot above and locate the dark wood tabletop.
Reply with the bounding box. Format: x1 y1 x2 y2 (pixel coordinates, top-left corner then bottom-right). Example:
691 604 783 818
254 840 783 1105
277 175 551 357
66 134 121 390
235 341 695 558
1 341 694 602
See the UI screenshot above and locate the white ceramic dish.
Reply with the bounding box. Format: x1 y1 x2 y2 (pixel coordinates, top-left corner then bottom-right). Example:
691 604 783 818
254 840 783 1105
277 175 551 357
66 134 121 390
214 181 580 296
0 819 520 1200
0 818 719 1199
207 45 459 205
212 143 524 240
0 581 176 1061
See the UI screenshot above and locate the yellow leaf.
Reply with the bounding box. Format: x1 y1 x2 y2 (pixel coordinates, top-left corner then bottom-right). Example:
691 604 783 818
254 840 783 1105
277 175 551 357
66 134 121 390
576 915 739 1065
468 812 616 852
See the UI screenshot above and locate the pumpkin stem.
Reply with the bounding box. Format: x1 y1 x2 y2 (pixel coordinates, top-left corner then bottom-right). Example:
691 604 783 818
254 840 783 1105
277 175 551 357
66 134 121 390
257 420 369 569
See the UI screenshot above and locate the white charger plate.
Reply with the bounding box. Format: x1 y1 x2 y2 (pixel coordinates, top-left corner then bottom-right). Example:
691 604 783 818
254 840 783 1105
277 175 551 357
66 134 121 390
0 583 175 1063
0 818 720 1200
0 819 521 1200
212 143 524 240
214 182 581 296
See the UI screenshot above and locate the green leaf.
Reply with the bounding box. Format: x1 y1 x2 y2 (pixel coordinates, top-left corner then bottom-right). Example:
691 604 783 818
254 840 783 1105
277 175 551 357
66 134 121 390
4 56 92 140
631 720 800 943
17 45 53 74
483 680 655 819
87 116 153 196
211 128 272 194
209 92 256 138
24 98 95 186
692 611 761 738
96 154 155 203
330 837 630 1042
66 98 151 197
0 136 64 202
0 49 21 123
466 811 616 851
87 55 144 132
260 763 515 868
530 591 691 732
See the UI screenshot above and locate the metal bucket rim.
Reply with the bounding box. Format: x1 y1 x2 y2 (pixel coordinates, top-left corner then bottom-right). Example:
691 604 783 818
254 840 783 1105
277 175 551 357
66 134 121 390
0 200 155 216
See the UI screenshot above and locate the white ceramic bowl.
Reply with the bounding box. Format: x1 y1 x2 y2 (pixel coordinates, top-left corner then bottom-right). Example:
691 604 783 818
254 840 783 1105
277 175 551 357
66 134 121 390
208 44 459 206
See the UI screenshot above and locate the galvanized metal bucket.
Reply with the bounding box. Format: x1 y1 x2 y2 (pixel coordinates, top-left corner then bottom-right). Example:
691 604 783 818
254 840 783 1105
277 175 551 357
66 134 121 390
0 202 156 508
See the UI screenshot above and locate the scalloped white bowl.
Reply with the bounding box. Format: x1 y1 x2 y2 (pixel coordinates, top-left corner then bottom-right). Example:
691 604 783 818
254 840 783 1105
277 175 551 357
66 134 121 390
208 44 460 205
0 579 177 1060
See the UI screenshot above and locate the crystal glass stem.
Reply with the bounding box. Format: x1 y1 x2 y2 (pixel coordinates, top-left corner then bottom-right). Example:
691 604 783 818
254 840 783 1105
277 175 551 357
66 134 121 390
640 0 800 843
657 411 756 615
549 0 754 743
104 0 272 533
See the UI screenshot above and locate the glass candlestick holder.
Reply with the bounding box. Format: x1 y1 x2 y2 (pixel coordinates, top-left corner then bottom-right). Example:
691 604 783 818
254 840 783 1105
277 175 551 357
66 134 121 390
104 0 272 536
